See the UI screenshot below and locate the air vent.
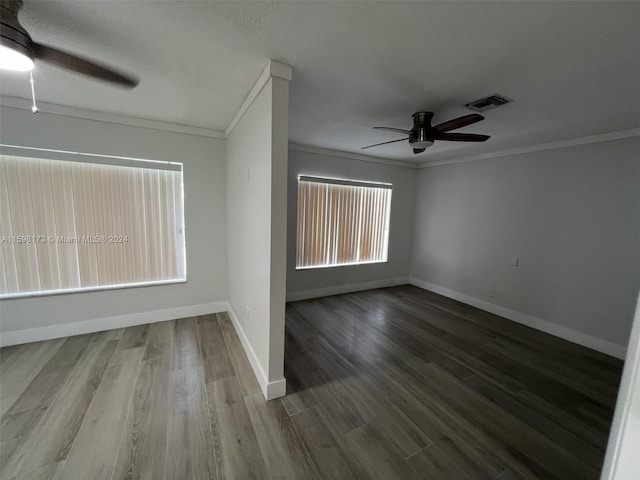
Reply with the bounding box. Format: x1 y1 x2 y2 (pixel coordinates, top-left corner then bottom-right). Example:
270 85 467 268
465 94 513 112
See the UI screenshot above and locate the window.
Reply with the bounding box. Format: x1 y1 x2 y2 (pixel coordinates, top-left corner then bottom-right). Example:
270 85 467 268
0 153 185 298
296 175 392 269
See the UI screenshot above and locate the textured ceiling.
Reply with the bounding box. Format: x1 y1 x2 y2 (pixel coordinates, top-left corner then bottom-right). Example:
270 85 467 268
0 1 639 163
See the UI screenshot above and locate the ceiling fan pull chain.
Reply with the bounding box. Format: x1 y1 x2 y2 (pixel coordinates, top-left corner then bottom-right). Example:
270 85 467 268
29 70 38 114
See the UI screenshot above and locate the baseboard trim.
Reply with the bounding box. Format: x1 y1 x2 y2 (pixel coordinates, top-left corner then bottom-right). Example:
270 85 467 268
287 277 410 302
224 303 286 400
0 301 228 347
408 277 627 360
265 377 287 399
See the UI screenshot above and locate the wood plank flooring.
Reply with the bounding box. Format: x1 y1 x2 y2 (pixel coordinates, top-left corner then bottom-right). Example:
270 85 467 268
0 285 624 479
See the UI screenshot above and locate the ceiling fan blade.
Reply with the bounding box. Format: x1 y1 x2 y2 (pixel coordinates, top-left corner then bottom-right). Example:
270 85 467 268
412 148 426 154
436 133 490 142
372 126 412 134
361 138 409 150
33 43 139 88
434 113 484 133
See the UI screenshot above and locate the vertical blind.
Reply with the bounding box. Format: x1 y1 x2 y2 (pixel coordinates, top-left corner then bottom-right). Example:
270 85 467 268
296 176 392 269
0 154 185 298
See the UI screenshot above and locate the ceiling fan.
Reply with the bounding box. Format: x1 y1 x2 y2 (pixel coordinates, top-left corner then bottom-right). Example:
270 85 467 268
362 111 490 154
0 0 138 88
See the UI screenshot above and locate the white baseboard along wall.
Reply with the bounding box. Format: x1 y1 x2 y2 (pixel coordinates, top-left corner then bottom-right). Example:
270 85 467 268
286 276 627 359
0 276 626 403
224 304 287 400
0 301 228 348
0 299 286 401
408 277 627 360
286 277 409 302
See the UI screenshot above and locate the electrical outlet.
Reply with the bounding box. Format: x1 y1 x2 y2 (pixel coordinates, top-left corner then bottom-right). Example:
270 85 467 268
489 289 501 299
246 168 251 183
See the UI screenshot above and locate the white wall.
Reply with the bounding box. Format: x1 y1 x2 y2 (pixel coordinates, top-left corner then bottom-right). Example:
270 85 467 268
0 106 227 340
602 292 640 479
286 147 417 300
225 63 290 399
410 137 640 356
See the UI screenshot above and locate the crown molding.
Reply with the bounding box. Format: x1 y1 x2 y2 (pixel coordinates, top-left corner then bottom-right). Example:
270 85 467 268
1 59 291 140
419 128 640 168
224 60 292 138
0 95 225 139
1 59 294 140
269 60 293 82
288 143 420 169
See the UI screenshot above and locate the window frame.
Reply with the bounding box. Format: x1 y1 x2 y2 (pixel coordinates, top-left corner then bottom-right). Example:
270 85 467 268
295 175 392 270
0 145 187 300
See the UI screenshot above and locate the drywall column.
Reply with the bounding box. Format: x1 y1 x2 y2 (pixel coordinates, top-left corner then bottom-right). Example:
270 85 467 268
225 61 291 400
601 291 640 479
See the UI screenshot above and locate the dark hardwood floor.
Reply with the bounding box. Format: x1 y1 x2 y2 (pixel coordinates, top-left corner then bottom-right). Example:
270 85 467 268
0 285 624 479
284 285 624 480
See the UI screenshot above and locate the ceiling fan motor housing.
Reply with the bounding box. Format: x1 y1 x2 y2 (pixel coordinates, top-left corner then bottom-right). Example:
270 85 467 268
410 111 436 149
0 0 34 61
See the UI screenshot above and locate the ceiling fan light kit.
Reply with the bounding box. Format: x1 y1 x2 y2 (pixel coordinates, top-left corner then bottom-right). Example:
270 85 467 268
362 110 490 155
0 0 34 71
0 0 139 96
0 41 33 71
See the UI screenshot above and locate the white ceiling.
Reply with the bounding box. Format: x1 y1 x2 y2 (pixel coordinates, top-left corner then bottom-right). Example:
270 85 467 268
1 1 639 163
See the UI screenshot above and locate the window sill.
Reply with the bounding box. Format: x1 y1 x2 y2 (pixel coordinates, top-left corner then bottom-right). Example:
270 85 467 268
0 278 187 300
295 260 388 270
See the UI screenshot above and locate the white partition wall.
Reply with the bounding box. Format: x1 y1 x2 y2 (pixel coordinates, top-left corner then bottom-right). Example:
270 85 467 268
225 61 291 400
601 292 640 479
